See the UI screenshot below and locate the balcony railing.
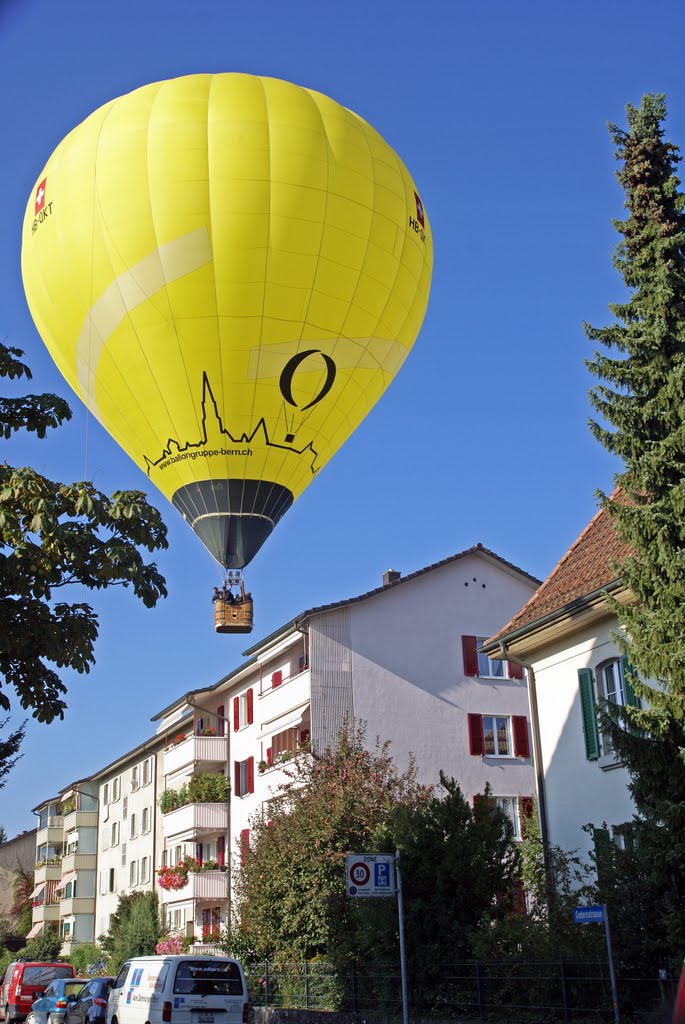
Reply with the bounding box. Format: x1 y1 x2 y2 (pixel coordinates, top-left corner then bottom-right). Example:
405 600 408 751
159 869 229 904
34 861 62 884
32 903 60 923
164 734 227 775
162 803 228 840
59 896 95 917
60 851 97 874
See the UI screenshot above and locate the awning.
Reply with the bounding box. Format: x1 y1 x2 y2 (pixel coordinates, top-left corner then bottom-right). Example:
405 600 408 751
256 704 308 741
55 871 76 892
30 883 45 900
26 922 44 939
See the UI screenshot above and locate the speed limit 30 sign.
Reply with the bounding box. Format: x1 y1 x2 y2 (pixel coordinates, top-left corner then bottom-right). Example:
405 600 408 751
346 854 396 897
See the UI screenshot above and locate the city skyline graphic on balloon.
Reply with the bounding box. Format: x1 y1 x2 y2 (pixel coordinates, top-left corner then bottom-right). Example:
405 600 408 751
21 73 433 571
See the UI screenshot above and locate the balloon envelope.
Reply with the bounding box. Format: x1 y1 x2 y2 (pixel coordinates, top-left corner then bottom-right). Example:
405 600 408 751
22 74 432 569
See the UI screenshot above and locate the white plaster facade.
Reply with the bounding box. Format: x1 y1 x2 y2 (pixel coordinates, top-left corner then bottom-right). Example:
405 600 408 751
93 738 168 939
154 545 540 928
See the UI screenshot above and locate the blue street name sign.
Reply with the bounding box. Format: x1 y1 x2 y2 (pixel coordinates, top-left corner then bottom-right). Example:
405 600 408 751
574 905 606 924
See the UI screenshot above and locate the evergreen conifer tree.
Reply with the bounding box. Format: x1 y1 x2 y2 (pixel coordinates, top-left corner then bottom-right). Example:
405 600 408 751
585 93 685 957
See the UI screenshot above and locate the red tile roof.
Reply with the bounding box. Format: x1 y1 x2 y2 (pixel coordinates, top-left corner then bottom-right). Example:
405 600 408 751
488 500 633 644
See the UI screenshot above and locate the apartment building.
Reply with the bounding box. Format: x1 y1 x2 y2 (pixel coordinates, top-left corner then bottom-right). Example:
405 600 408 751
30 782 98 952
153 543 540 933
92 734 171 939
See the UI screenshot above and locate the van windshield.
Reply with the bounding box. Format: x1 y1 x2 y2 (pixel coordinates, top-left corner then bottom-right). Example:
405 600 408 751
173 962 243 996
22 968 74 986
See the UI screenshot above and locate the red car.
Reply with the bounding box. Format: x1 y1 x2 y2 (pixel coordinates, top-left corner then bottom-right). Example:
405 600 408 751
674 959 685 1024
0 964 76 1024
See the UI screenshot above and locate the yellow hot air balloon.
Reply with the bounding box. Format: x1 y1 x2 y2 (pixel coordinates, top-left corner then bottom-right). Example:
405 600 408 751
21 73 432 607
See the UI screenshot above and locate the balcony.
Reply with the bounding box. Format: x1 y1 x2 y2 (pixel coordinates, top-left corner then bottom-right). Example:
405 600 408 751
164 735 227 775
36 818 64 846
61 851 97 874
59 896 95 917
63 810 98 832
159 870 229 905
32 902 60 923
34 861 62 884
162 803 228 841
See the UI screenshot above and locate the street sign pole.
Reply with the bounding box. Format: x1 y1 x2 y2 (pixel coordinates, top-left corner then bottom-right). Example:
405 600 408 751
395 850 409 1024
603 905 620 1024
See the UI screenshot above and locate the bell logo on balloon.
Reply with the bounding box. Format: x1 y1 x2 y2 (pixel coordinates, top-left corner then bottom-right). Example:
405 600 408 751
21 73 433 575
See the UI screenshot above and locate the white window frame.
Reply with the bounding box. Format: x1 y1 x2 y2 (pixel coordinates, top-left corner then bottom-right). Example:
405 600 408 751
129 860 138 886
482 714 511 757
142 759 151 787
141 857 149 884
108 867 116 893
122 796 128 820
131 766 139 792
121 842 127 866
141 807 150 834
129 813 137 840
476 637 506 679
112 777 120 802
111 821 119 847
238 692 250 730
495 796 521 840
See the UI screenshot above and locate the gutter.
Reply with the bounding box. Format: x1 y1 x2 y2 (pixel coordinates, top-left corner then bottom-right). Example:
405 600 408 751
494 639 553 895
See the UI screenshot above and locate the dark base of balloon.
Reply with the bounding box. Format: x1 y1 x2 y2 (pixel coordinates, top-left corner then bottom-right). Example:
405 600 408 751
172 478 294 568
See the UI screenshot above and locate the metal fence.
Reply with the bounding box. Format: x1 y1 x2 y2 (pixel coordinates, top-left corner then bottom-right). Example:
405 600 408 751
244 959 677 1021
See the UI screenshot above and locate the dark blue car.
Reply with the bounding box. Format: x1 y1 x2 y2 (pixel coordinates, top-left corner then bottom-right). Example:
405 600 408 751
63 979 113 1024
27 980 88 1024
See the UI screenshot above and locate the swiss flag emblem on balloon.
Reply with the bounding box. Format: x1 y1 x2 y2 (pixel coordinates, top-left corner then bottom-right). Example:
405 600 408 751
35 179 47 215
414 191 425 227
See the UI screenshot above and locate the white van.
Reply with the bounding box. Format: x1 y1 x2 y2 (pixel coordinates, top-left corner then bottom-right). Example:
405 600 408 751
106 956 247 1024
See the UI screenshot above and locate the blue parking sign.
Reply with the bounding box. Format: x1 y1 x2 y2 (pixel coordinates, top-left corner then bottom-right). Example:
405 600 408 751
375 862 390 888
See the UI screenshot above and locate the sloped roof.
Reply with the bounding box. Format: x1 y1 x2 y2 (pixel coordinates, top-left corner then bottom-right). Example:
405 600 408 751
243 543 540 656
487 501 632 645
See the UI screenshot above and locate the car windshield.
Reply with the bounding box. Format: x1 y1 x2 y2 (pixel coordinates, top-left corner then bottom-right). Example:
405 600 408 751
173 962 243 996
23 968 74 986
61 984 86 1000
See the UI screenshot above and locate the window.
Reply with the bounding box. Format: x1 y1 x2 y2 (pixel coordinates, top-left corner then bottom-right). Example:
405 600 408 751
121 842 127 866
130 767 139 792
578 658 640 761
129 860 138 886
461 636 524 680
112 777 120 802
233 689 254 731
99 870 106 895
110 822 119 847
112 964 131 990
102 829 110 852
271 727 299 759
108 868 116 893
468 714 529 757
174 845 183 864
129 813 137 839
141 857 149 884
496 797 521 840
234 757 255 797
102 783 109 806
142 807 150 834
142 759 150 787
122 796 128 820
298 655 306 673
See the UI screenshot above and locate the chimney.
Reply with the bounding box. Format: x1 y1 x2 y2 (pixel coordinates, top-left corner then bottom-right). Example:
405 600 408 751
383 569 401 586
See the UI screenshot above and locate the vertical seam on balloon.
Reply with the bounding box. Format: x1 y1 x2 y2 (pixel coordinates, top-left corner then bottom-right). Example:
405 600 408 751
142 78 210 534
204 73 225 537
255 83 333 522
241 75 273 527
87 88 190 498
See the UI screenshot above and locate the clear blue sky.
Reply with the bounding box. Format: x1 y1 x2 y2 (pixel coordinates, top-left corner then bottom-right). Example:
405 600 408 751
1 0 682 836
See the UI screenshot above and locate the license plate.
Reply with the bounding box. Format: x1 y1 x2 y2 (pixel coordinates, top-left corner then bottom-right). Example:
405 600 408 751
198 1014 214 1023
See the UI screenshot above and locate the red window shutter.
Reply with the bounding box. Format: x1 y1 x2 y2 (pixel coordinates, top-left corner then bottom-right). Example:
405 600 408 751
247 756 255 793
507 661 524 681
267 820 273 828
266 747 273 765
217 705 225 737
234 760 241 797
240 828 250 866
217 836 225 867
462 636 479 676
233 697 239 732
272 670 283 688
247 688 254 725
468 713 484 755
512 716 530 757
202 908 211 929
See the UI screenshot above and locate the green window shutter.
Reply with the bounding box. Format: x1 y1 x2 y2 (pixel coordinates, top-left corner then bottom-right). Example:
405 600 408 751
621 655 641 708
593 826 612 886
578 668 600 760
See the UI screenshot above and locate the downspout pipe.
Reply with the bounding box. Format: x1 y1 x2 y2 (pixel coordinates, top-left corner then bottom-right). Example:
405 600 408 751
496 640 553 889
